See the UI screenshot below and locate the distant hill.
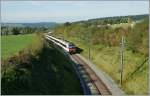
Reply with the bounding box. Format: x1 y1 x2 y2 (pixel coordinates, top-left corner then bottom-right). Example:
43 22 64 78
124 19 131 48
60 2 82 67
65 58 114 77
1 22 58 28
88 14 148 21
2 14 148 28
73 14 149 24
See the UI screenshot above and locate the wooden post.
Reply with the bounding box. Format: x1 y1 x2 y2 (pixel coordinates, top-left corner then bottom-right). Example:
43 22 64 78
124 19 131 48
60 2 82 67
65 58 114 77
89 46 91 60
120 36 124 85
88 31 91 60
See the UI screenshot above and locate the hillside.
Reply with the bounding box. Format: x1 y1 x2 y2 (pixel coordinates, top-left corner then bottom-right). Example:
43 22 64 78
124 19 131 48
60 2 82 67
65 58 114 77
86 14 148 23
72 14 148 24
1 34 82 95
53 14 149 94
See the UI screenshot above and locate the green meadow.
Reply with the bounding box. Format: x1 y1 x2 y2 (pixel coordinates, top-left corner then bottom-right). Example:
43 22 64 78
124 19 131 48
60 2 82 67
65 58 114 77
1 34 36 59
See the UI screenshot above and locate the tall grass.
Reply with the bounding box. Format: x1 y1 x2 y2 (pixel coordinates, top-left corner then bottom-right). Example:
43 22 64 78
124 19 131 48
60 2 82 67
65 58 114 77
53 18 148 95
65 36 148 95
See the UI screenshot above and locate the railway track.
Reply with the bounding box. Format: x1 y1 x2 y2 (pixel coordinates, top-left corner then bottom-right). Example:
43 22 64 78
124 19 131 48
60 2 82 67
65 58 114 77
71 54 111 95
45 34 123 95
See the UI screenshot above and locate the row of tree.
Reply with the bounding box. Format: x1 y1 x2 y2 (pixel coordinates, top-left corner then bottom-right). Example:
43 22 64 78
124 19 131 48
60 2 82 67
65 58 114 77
1 26 49 35
73 14 148 26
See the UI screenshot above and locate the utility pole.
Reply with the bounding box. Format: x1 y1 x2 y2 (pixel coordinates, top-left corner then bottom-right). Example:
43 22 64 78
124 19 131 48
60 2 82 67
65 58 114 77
63 27 66 41
120 35 125 85
88 44 91 60
88 30 91 61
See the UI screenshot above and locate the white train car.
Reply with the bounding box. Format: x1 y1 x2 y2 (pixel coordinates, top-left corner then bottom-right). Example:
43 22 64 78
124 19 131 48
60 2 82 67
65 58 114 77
45 34 76 53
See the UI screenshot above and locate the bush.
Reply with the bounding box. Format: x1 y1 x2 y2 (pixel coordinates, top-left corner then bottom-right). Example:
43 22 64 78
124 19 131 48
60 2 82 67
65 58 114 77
127 18 148 56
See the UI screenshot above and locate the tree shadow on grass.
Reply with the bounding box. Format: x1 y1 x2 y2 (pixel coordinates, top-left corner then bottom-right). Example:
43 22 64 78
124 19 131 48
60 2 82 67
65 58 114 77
2 43 83 95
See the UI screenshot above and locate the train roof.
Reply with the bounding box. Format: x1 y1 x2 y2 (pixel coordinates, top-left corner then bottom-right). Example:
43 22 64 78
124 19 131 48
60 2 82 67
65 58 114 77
46 34 75 46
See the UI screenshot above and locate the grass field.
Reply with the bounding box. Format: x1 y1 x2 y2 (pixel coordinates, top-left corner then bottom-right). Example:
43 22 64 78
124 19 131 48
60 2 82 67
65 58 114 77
65 37 148 95
1 34 36 59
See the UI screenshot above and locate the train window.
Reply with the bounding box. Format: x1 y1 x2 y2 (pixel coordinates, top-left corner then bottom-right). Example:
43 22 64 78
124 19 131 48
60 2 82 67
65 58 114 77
69 43 75 46
48 36 67 48
60 43 66 47
69 43 75 48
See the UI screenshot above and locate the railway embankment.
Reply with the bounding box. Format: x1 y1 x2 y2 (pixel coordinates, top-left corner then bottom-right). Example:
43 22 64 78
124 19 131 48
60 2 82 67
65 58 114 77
75 54 125 95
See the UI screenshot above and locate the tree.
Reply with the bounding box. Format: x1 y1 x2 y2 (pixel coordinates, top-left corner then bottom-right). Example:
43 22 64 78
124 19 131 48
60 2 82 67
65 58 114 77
64 22 71 26
128 16 133 23
12 27 20 35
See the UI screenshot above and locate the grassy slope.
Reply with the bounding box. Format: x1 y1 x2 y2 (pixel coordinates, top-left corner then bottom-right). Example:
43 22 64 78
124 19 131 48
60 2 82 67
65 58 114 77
1 35 82 95
65 37 148 95
1 34 35 59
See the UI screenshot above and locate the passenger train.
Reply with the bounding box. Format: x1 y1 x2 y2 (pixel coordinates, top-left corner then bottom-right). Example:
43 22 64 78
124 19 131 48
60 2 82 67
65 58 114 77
45 33 76 54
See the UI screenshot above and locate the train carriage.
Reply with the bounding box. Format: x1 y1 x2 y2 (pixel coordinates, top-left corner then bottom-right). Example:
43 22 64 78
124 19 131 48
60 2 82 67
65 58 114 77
45 34 76 54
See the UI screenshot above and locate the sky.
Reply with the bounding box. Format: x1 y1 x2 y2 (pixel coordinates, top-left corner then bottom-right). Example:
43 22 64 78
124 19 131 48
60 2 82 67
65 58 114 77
1 1 149 23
